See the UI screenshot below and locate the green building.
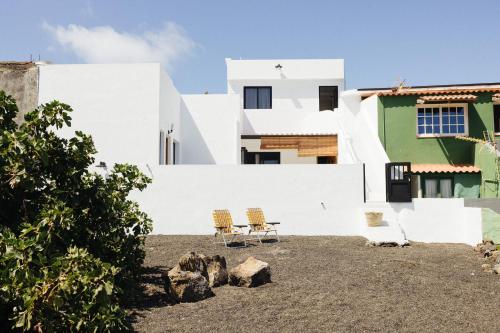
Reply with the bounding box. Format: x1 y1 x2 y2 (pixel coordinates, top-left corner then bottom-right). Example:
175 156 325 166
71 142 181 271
359 83 500 199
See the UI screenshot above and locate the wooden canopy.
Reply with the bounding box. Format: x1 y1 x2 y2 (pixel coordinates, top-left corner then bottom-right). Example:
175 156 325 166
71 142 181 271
260 135 337 157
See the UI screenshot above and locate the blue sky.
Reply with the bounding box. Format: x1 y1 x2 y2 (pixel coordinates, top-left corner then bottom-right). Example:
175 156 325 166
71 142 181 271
1 0 499 93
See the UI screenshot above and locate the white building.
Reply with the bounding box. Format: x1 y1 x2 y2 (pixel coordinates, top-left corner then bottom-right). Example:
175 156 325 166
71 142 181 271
33 59 482 246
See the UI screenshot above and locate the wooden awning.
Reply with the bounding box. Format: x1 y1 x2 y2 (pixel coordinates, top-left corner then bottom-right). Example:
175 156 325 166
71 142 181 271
260 135 337 157
416 94 477 104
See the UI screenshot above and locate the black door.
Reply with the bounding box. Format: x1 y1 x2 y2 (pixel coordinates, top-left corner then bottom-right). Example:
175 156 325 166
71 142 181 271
386 163 412 202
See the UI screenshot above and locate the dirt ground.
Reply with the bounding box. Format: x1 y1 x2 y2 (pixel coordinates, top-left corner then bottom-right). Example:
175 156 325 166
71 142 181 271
129 236 500 332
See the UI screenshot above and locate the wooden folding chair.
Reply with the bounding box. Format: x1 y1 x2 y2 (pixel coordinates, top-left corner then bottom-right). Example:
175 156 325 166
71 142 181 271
246 208 280 243
212 209 247 247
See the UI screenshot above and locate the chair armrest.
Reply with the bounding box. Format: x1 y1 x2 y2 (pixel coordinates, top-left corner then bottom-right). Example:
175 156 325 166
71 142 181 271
267 222 280 225
233 224 248 228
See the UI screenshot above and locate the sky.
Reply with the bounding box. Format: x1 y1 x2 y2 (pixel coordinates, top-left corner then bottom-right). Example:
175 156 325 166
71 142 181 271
1 0 500 94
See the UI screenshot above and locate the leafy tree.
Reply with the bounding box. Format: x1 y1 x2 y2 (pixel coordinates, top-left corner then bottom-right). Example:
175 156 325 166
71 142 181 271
0 91 152 331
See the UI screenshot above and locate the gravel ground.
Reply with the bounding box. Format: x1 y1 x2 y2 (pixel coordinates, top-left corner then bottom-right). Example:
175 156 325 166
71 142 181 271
129 236 500 333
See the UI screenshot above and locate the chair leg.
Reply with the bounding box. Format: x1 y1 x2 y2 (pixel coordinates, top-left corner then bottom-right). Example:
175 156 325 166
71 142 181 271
274 230 280 242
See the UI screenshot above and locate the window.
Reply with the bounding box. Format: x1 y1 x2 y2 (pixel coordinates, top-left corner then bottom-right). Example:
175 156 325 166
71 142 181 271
319 86 338 111
173 141 178 165
423 177 454 198
244 87 272 109
243 152 280 164
317 156 336 164
416 104 467 137
494 105 500 133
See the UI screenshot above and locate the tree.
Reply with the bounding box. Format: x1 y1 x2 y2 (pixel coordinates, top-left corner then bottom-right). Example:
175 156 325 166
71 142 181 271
0 91 152 331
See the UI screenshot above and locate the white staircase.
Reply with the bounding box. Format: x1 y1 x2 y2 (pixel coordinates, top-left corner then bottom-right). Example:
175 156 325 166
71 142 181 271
361 201 408 246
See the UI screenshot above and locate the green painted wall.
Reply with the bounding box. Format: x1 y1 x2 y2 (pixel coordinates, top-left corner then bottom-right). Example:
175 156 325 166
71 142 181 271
482 208 500 244
454 173 480 198
378 92 497 197
474 143 499 197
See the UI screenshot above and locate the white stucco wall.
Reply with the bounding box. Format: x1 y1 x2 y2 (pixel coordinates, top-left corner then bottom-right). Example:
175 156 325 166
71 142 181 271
394 199 482 246
132 164 365 235
226 58 344 81
337 91 389 200
180 94 240 164
38 63 166 166
159 70 182 165
226 58 344 136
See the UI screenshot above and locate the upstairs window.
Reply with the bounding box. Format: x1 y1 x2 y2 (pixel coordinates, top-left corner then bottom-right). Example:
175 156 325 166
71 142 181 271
244 87 272 109
494 104 500 134
416 104 468 137
319 86 338 111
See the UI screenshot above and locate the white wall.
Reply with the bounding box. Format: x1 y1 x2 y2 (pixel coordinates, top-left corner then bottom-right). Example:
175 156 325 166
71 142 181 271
38 63 164 166
230 79 345 114
132 164 365 235
180 94 240 164
226 58 345 136
337 91 389 200
159 70 182 165
226 58 344 81
393 199 482 246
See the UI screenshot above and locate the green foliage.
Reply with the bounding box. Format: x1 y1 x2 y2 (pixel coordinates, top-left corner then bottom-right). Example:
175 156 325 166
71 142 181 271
0 91 152 331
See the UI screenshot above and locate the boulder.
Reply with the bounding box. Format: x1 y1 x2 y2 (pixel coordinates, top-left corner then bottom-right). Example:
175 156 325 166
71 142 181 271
177 252 208 280
229 257 271 287
205 255 228 287
166 266 214 302
493 264 500 275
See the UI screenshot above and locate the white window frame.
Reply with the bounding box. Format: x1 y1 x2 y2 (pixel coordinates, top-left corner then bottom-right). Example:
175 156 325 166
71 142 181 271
416 103 468 138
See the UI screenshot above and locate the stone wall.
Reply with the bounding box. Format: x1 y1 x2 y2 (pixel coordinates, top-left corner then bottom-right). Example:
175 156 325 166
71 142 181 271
0 62 39 123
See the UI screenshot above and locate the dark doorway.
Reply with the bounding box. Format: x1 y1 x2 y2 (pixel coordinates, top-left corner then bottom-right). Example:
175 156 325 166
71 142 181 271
243 152 280 164
317 156 336 164
385 162 412 202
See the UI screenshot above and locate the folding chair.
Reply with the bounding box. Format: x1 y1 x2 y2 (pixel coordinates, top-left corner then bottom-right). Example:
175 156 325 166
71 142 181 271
212 209 247 247
246 208 280 243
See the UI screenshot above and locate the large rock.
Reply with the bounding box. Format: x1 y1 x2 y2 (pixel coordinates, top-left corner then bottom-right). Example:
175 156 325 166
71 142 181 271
229 257 271 288
166 266 214 302
177 252 209 280
205 255 228 287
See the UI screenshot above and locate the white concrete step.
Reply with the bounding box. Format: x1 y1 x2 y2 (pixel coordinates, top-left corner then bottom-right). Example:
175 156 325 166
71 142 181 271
361 202 408 245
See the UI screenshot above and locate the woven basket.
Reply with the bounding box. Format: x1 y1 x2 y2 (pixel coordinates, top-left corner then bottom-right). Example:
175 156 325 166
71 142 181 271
365 212 383 227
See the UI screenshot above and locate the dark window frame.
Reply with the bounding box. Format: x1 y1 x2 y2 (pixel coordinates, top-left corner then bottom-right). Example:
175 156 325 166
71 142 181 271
243 151 280 164
494 104 500 133
244 86 272 109
319 86 339 111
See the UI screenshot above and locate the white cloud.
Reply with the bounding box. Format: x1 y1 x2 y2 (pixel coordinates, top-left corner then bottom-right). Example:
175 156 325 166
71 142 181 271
43 22 196 70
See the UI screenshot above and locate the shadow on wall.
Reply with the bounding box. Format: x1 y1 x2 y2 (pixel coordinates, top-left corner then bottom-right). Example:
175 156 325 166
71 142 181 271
179 100 215 164
435 138 474 164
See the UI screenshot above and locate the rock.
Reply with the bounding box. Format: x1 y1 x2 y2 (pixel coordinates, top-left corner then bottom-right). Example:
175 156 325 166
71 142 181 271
478 241 496 254
205 255 228 287
493 264 500 275
365 241 409 247
166 266 214 302
177 252 208 280
492 250 500 260
229 257 271 288
481 263 492 273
